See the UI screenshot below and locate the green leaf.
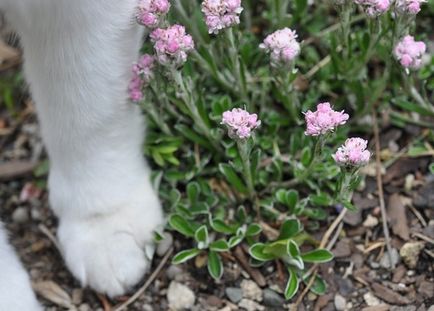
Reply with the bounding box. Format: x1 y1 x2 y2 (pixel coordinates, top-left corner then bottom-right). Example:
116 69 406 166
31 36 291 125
169 214 195 237
278 219 302 240
246 223 262 237
228 235 244 248
249 243 276 261
286 190 299 210
219 163 248 194
287 256 304 270
301 147 312 167
285 268 299 300
194 225 209 249
207 251 223 280
250 149 262 180
172 248 201 264
310 193 332 206
187 182 200 203
301 249 334 263
264 240 288 258
287 240 300 257
276 189 288 205
190 202 210 215
429 163 434 174
210 218 236 234
303 275 327 295
209 239 230 252
340 200 358 212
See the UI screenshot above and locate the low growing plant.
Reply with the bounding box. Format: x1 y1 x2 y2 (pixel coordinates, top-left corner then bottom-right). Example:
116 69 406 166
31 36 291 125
133 0 431 301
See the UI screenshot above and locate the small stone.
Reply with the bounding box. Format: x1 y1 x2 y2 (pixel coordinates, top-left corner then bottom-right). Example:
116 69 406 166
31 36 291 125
206 295 223 308
12 207 29 224
362 305 389 311
399 242 425 269
262 289 284 307
156 232 173 256
428 306 434 311
390 306 416 311
226 287 243 303
418 281 434 299
363 292 381 306
142 304 153 311
166 265 184 280
78 304 91 311
241 280 262 302
307 292 317 301
71 289 83 305
334 294 346 311
363 215 379 228
238 298 265 311
380 248 400 269
167 281 195 310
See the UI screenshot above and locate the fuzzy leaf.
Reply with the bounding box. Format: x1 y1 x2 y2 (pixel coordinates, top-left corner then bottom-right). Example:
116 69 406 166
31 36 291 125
207 251 223 280
169 214 195 237
285 268 299 300
172 248 201 264
301 249 334 263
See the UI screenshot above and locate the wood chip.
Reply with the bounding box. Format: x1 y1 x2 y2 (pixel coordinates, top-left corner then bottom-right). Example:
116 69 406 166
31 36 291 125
0 161 35 180
361 304 390 311
371 283 412 305
32 281 73 309
387 194 410 240
234 246 266 287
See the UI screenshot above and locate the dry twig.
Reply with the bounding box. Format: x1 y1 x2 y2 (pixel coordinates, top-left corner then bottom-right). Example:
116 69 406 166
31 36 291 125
372 111 395 269
113 247 173 311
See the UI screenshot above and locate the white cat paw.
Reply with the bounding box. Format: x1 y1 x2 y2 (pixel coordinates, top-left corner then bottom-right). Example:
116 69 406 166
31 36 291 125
56 194 163 297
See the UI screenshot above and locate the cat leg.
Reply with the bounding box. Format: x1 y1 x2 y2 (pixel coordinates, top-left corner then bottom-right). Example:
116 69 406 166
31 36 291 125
5 0 163 297
0 223 41 311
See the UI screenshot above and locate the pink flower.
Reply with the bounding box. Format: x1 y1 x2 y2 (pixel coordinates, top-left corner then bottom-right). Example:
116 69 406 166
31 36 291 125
259 28 300 67
395 0 426 14
222 108 261 139
394 35 426 69
354 0 390 16
128 54 155 102
304 102 349 136
150 25 194 66
333 138 371 166
136 0 171 28
201 0 243 34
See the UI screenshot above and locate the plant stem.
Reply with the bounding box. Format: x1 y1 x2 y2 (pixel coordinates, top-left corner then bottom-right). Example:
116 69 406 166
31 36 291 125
171 69 222 152
226 28 250 109
237 140 260 218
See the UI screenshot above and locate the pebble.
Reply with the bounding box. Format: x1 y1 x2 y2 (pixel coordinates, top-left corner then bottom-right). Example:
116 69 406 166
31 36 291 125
156 232 173 256
428 306 434 311
363 215 379 228
225 287 243 303
390 306 417 311
379 248 400 269
71 288 83 305
142 304 153 311
241 280 262 302
262 289 284 307
12 206 29 224
167 281 195 310
399 242 425 269
166 265 184 280
238 298 265 311
363 292 381 306
334 294 346 311
78 304 91 311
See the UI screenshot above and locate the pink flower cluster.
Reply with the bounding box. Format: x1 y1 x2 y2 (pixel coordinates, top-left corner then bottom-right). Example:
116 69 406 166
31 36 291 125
222 108 261 139
395 0 426 14
136 0 170 28
333 138 371 166
304 102 349 136
201 0 243 34
129 54 155 102
150 25 195 67
394 35 426 69
354 0 390 16
259 28 300 67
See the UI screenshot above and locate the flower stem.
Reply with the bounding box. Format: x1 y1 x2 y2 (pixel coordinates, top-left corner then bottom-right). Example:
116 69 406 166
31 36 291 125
237 140 260 218
226 28 250 109
171 69 222 152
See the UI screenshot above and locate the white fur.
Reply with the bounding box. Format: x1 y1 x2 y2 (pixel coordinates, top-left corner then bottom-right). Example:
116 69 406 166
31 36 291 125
1 0 163 299
0 224 41 311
